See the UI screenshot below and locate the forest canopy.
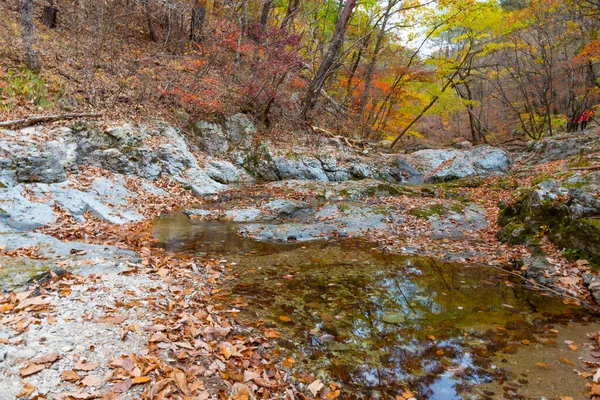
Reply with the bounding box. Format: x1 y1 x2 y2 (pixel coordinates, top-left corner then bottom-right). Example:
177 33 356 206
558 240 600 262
3 0 600 146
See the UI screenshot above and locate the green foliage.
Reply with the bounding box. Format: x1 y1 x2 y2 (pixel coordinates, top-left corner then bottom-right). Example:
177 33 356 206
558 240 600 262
0 68 63 111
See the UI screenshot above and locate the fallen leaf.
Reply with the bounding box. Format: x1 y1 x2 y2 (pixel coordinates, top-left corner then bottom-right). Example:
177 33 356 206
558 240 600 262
307 380 324 397
521 339 531 345
81 375 104 387
62 370 80 382
16 382 35 397
157 268 169 278
264 328 281 338
133 376 152 384
74 362 99 371
536 363 549 368
594 369 600 383
19 363 45 377
282 357 295 368
171 368 189 396
279 315 291 322
32 353 60 364
111 378 133 393
428 335 435 341
402 391 415 399
569 344 579 351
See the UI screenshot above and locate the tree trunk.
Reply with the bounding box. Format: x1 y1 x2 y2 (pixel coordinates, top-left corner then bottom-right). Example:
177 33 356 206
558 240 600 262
41 0 57 28
280 0 299 30
20 0 41 71
190 0 206 43
358 3 393 124
301 0 357 120
260 0 272 31
144 0 157 42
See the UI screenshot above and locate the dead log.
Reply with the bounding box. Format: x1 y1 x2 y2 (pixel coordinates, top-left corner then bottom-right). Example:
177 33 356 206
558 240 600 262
0 112 103 129
569 165 600 171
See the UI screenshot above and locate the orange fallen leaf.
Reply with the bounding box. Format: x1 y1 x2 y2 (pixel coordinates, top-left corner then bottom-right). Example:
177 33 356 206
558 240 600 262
19 363 45 377
282 357 295 368
521 339 531 345
568 344 579 351
536 363 549 368
264 328 281 338
32 353 60 364
16 383 35 397
74 362 99 371
62 370 80 382
428 335 435 341
133 376 152 384
279 315 291 322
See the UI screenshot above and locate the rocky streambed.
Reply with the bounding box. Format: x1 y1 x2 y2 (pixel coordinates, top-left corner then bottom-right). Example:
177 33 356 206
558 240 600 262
1 119 600 399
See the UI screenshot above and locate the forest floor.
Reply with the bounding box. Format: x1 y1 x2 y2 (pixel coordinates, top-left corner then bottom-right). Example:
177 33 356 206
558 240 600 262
1 126 600 400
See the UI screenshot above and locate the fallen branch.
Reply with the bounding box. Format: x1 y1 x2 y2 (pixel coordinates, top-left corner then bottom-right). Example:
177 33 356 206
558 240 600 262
0 112 103 129
310 125 364 150
569 165 600 171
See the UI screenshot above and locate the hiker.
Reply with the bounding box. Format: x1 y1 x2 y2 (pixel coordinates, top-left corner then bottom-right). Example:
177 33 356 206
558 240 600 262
581 109 591 131
566 115 573 131
574 114 582 131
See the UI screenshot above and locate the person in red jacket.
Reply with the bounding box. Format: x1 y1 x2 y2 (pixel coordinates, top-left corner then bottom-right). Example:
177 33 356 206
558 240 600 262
581 110 591 131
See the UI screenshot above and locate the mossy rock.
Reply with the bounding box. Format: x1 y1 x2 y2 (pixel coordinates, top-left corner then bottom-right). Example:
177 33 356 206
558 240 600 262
560 218 600 264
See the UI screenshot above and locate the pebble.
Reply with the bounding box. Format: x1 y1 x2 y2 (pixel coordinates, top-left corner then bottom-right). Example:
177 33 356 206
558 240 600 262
14 348 36 359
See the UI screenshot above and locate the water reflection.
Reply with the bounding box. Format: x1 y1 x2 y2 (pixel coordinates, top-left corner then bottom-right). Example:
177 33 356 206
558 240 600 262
154 215 594 399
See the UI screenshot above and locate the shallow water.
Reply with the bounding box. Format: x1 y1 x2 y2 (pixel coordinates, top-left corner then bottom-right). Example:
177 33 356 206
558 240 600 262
154 212 599 399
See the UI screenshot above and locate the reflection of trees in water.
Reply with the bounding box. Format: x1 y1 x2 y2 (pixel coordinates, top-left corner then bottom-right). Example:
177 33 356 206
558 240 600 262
299 260 557 398
216 248 576 399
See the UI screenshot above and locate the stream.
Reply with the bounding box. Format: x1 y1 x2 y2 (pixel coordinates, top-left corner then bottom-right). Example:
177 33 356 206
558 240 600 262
154 211 600 400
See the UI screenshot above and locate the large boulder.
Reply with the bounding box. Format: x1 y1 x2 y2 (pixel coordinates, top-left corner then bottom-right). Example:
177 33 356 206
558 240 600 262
194 113 257 155
524 132 599 163
498 178 600 263
0 187 56 230
407 146 510 183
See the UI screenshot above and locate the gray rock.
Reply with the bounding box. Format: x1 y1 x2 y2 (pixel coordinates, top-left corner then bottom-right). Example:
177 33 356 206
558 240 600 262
408 146 510 182
15 151 67 184
27 178 145 225
0 187 56 230
183 209 213 219
223 113 257 142
272 155 330 182
180 168 226 196
205 159 249 184
240 203 388 242
429 204 489 238
223 208 262 222
195 114 256 156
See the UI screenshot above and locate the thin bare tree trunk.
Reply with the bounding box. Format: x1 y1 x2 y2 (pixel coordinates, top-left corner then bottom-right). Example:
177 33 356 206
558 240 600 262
190 0 206 43
144 0 157 42
301 0 357 120
260 0 272 31
41 0 57 28
20 0 41 71
280 0 299 30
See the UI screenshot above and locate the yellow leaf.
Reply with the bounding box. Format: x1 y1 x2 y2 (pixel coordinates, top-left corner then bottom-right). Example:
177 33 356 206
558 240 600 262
535 363 549 368
279 315 291 322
